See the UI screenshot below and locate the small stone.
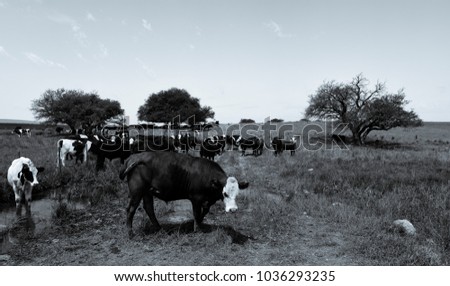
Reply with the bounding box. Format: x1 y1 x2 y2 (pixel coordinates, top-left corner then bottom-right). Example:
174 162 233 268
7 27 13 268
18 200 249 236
392 219 416 236
0 254 11 262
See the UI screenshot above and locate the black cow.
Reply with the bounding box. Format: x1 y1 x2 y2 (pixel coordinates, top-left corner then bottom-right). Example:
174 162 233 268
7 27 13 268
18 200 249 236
236 136 264 156
174 133 197 153
270 137 297 156
200 136 225 161
119 152 249 237
88 135 135 171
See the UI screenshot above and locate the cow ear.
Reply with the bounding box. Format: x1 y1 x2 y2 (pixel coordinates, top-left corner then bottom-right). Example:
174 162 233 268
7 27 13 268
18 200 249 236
37 167 45 173
238 181 249 189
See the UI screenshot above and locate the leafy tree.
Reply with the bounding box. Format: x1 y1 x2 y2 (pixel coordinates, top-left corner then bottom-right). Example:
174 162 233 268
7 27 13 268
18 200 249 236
240 119 256 124
305 74 422 145
270 118 284 123
137 88 214 125
31 88 123 134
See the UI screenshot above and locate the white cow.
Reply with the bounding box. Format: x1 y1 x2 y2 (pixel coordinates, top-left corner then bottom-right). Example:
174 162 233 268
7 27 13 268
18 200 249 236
57 138 92 167
7 157 44 215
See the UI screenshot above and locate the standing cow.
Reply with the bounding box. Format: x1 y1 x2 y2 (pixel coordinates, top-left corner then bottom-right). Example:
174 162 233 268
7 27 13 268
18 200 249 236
236 136 264 156
269 137 297 156
200 136 225 161
7 157 44 215
12 127 31 137
119 152 249 238
56 138 92 167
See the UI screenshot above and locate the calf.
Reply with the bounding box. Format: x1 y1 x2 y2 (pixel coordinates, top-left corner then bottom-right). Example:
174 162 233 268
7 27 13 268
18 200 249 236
7 157 44 215
57 138 92 167
119 152 249 237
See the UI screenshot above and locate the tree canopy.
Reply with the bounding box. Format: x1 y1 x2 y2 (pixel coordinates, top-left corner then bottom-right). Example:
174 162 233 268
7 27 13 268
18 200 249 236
305 74 422 145
137 88 214 126
31 88 123 133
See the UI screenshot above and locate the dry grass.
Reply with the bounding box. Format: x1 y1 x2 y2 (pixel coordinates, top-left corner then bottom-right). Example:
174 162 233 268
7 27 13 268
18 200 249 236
1 122 450 265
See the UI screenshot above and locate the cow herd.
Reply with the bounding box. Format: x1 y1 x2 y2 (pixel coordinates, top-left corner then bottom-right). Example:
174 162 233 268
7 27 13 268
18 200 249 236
6 127 297 237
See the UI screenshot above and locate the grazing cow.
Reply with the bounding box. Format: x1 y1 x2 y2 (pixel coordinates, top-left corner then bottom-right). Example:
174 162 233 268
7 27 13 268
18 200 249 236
236 136 264 156
88 135 135 171
57 138 92 167
7 157 44 215
12 127 31 137
270 136 297 156
119 152 249 237
200 136 225 161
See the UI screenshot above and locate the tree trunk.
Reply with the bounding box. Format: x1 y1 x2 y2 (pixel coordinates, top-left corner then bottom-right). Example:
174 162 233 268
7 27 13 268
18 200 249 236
350 128 363 145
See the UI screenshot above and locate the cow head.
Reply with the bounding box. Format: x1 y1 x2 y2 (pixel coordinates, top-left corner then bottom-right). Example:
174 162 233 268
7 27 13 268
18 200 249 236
18 163 44 186
221 177 249 213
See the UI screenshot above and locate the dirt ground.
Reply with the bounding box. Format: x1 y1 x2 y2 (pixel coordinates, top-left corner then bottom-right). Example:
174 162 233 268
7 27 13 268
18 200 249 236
1 154 375 266
1 195 372 266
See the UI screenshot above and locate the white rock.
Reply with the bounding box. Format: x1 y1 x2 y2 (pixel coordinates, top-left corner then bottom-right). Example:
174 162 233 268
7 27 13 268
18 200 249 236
393 219 416 236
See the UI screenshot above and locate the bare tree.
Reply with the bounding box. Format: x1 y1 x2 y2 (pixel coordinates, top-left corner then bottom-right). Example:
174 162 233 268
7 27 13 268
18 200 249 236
305 74 422 145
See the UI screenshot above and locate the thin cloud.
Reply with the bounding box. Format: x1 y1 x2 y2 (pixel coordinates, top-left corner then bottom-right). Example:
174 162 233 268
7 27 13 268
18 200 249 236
48 13 88 47
264 20 294 38
24 52 67 70
0 46 15 60
142 19 152 31
98 43 109 58
86 12 96 22
135 57 156 79
195 25 202 37
76 52 88 62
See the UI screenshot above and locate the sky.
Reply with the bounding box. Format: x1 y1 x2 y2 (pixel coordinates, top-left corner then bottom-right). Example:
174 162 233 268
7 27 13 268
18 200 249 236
0 0 449 124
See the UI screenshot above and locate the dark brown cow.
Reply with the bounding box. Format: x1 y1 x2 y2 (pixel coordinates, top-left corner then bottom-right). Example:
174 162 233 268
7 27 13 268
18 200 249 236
119 152 249 238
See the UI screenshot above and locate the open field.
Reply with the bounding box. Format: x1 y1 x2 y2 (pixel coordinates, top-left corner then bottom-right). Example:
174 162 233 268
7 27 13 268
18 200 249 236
1 122 450 265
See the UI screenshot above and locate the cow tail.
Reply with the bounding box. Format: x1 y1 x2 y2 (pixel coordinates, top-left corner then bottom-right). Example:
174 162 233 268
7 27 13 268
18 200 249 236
119 161 140 180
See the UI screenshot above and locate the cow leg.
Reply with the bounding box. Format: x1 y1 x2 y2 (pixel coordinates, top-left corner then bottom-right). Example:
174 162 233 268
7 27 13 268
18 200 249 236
57 150 66 167
12 184 22 216
24 184 32 214
191 201 210 232
126 191 143 238
96 155 105 172
142 191 161 230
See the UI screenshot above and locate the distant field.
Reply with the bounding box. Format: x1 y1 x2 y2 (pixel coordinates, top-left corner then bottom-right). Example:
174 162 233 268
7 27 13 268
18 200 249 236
1 122 450 265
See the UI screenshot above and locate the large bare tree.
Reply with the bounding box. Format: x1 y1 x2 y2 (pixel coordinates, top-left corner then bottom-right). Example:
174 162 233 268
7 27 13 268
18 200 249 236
305 74 422 145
